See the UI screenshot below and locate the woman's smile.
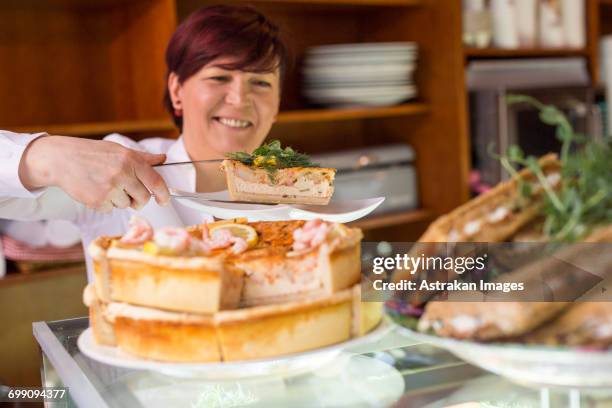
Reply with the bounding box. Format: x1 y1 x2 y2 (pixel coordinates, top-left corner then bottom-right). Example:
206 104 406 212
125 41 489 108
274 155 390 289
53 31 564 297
213 116 254 129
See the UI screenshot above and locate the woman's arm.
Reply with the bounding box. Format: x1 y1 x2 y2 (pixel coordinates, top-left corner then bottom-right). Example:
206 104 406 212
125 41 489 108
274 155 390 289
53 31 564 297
19 135 170 211
0 131 170 222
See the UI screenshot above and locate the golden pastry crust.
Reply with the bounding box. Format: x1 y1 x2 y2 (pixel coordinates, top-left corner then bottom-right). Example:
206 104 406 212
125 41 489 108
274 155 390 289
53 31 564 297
419 154 561 243
114 316 220 362
418 301 568 341
86 283 379 363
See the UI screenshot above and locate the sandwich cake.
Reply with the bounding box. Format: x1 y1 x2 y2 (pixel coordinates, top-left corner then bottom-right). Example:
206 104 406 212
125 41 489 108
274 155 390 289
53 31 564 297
85 216 382 362
401 116 612 347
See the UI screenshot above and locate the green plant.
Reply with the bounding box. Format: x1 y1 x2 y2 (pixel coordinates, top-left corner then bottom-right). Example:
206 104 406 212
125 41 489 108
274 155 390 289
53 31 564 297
499 95 611 242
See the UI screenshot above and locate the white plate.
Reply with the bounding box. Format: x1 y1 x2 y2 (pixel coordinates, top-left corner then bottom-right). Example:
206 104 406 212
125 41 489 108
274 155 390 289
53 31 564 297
305 88 417 107
304 79 413 88
304 85 415 97
305 52 417 66
394 325 612 389
303 64 416 82
307 42 417 55
78 321 392 380
174 194 385 223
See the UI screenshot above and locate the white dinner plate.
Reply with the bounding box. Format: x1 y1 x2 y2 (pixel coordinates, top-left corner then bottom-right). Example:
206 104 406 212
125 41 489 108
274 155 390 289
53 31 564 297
304 85 415 97
304 87 417 107
306 42 417 55
303 63 416 82
304 52 417 66
78 321 392 380
304 79 413 88
393 324 612 389
173 193 385 223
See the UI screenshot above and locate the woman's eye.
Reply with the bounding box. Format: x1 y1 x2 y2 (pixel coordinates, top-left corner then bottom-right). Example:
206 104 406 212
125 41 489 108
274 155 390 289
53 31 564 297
210 76 229 82
253 80 271 88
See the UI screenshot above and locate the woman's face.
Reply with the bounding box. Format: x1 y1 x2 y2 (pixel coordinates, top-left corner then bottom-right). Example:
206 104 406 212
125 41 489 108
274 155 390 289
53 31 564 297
169 56 281 159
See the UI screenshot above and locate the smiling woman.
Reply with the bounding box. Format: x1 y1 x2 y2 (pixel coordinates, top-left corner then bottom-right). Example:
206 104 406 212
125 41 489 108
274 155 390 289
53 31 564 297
0 5 291 282
163 5 289 157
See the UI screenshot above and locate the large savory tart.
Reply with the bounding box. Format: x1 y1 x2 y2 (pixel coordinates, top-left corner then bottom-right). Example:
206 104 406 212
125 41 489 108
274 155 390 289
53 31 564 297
85 216 381 362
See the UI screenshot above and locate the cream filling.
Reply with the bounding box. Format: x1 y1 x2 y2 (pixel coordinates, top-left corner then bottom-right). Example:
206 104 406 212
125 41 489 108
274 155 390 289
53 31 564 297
243 271 322 300
100 287 354 324
463 220 481 237
487 206 510 223
240 254 322 300
234 177 331 197
449 315 481 334
103 301 211 324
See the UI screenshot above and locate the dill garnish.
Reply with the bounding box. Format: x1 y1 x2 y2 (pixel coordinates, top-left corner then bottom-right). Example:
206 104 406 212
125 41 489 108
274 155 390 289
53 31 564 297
226 140 319 182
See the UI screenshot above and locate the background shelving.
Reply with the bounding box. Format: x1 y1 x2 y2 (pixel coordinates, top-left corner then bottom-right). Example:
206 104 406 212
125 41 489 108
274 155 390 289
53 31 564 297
1 0 469 386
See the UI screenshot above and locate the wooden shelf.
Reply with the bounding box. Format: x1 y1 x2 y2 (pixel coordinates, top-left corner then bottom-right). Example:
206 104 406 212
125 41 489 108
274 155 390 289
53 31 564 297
10 119 176 137
8 104 429 136
349 208 434 230
277 103 429 123
238 0 425 6
464 47 588 59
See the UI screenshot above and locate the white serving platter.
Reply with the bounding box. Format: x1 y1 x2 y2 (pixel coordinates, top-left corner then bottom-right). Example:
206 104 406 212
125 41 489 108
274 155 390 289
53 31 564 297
171 190 385 223
78 321 391 380
123 353 404 408
394 324 612 389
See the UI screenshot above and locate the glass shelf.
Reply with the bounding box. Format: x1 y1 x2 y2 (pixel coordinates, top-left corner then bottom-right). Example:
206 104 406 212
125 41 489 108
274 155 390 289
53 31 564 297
32 317 609 408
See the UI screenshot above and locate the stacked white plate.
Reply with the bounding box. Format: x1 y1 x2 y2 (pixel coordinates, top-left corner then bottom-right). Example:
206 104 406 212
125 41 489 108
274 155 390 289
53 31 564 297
302 42 418 107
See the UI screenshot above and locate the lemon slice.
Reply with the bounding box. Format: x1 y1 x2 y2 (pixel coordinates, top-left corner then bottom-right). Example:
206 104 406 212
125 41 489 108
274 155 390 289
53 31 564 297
208 223 259 248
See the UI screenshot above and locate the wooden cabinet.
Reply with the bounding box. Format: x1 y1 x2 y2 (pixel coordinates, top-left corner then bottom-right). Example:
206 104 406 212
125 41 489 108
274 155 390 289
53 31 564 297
2 0 470 239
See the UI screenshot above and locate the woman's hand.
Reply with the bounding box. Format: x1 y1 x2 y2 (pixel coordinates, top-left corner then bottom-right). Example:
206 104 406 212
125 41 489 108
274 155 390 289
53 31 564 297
19 136 170 212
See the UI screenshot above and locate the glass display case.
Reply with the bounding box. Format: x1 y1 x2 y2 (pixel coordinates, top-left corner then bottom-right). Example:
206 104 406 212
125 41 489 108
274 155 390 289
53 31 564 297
33 318 612 408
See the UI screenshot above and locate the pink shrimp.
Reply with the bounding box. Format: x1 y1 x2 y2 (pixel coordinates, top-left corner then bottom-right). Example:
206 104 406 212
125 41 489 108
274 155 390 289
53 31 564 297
209 229 234 248
201 223 210 241
154 227 191 252
292 219 332 251
190 238 213 255
199 227 250 254
230 237 248 254
120 215 153 244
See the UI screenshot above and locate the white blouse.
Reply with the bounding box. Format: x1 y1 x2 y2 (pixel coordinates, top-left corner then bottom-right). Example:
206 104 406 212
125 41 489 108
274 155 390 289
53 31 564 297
0 130 213 282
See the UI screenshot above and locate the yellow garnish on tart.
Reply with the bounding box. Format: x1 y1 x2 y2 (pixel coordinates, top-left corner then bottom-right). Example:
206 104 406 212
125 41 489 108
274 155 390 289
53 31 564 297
208 223 259 248
142 241 178 256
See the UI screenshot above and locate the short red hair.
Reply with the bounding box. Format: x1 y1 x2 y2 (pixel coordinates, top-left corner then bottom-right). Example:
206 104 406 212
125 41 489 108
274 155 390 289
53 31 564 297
163 5 289 129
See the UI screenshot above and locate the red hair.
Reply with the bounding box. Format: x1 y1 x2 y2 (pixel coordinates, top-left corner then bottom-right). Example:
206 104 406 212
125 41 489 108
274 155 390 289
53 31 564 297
163 5 290 129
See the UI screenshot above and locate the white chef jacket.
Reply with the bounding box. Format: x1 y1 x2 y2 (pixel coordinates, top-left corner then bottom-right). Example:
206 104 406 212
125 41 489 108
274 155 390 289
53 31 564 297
0 130 213 282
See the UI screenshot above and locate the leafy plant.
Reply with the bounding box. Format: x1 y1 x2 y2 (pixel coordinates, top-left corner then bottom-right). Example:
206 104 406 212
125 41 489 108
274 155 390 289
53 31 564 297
499 95 612 242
